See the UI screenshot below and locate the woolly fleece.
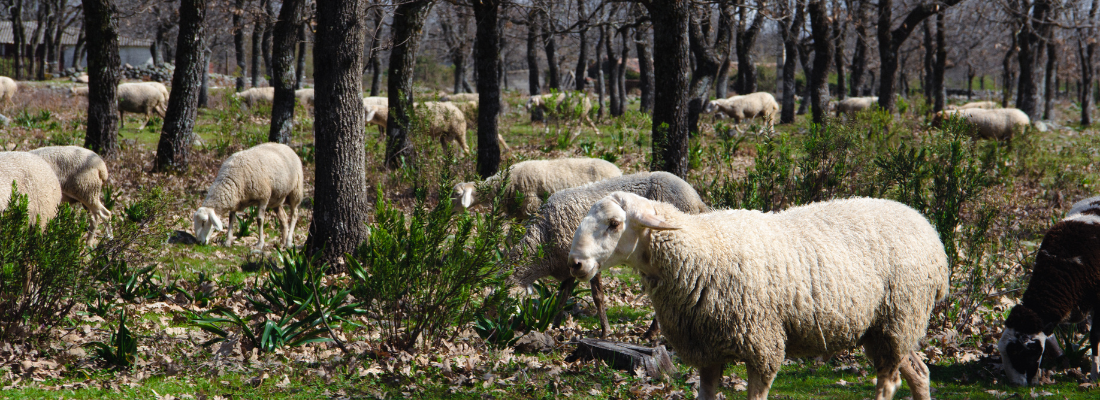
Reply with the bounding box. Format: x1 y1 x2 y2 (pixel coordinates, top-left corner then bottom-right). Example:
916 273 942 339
0 151 63 227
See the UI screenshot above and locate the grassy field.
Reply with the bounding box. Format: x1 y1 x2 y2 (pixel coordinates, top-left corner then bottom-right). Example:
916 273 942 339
1 80 1098 399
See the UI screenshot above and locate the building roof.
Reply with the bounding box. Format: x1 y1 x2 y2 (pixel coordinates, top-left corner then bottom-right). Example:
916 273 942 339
0 21 152 47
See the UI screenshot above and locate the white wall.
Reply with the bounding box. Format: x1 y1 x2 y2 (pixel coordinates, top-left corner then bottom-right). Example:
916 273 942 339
62 45 153 69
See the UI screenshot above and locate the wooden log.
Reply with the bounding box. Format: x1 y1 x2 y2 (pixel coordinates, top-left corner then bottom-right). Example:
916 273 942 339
565 338 674 379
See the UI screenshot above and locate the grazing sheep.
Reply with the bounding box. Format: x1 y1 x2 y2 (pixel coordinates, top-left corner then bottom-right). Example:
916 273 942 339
0 152 63 227
835 96 879 116
704 92 779 130
232 87 275 107
193 143 304 249
28 146 112 236
935 108 1031 140
509 171 708 338
527 92 600 135
415 101 469 154
999 197 1100 386
452 158 622 219
441 92 479 102
117 82 168 129
70 86 89 97
949 100 998 110
364 102 389 137
568 195 948 400
361 96 388 107
295 88 314 108
448 100 511 152
0 76 17 107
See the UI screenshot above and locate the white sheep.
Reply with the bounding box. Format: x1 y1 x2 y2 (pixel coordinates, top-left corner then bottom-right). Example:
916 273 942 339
363 101 389 134
834 96 879 116
568 194 948 400
0 152 63 227
448 100 511 152
509 171 708 338
527 92 600 135
193 142 304 249
441 92 478 102
452 158 622 219
361 96 388 107
28 146 112 236
416 101 469 154
0 76 17 107
117 82 168 129
999 196 1100 386
704 92 779 130
936 108 1031 140
70 86 89 97
232 87 275 107
947 100 999 110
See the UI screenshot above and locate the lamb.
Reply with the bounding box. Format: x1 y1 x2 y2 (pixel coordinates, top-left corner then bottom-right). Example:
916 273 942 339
0 152 63 227
452 158 622 219
28 146 112 236
834 96 879 116
526 92 600 135
509 171 708 338
949 100 998 110
117 82 168 129
0 76 17 107
568 195 948 400
232 87 275 107
998 196 1100 386
295 88 314 108
935 108 1031 140
703 92 779 130
441 92 479 102
193 142 304 249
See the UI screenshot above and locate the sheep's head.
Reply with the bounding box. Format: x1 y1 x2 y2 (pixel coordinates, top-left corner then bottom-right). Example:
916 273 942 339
451 182 478 213
192 207 224 245
703 100 718 114
568 192 680 282
525 96 542 110
998 305 1048 386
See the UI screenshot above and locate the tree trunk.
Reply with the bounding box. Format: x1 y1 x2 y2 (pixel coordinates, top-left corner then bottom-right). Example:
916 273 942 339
922 19 932 100
199 52 210 108
574 0 588 91
779 0 806 123
714 3 733 98
808 1 832 124
384 0 435 170
234 0 247 91
849 0 868 97
605 25 621 117
596 26 605 118
876 0 963 112
32 2 46 80
367 5 384 96
269 0 307 145
262 0 275 78
797 37 812 115
541 8 560 90
1015 0 1053 120
642 1 691 178
12 0 24 80
44 0 59 76
153 0 206 172
71 28 84 69
306 0 369 264
617 26 629 115
526 10 540 96
251 10 264 87
734 3 763 95
296 22 309 89
687 4 729 135
1078 0 1098 126
1002 30 1018 107
472 0 503 178
933 11 946 112
1042 42 1055 120
831 1 846 100
636 17 654 113
81 0 120 159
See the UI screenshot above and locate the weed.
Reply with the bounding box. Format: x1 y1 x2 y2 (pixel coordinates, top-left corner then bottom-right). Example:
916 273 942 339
87 310 138 371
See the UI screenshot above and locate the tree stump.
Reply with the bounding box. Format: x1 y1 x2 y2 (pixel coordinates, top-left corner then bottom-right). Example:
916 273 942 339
566 338 674 379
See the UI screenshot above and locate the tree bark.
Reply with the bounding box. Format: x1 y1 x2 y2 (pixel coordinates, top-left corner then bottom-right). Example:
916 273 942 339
733 2 763 95
540 6 560 90
234 0 247 91
596 26 605 118
922 19 933 100
296 21 309 89
472 0 503 178
154 0 206 172
71 27 84 69
605 24 621 117
251 8 264 87
831 0 846 100
367 4 385 96
636 16 654 113
575 0 589 91
642 0 691 178
1015 0 1053 120
808 1 832 124
1002 30 1018 107
262 0 275 77
778 0 806 124
526 10 541 96
269 0 308 145
876 0 962 111
797 36 813 115
1077 0 1098 126
384 0 435 170
849 0 868 97
686 4 728 134
81 0 120 159
32 2 46 80
617 26 629 115
1042 42 1055 120
714 2 734 98
199 51 210 108
306 0 369 264
12 0 25 80
933 10 946 112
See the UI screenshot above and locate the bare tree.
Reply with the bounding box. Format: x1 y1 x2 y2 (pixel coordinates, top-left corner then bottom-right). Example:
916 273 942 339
1014 0 1055 120
831 0 846 100
777 0 807 124
296 9 310 89
269 0 308 144
384 0 435 170
1075 0 1098 125
876 0 963 111
540 1 560 90
439 3 473 94
81 0 120 159
847 0 869 96
574 0 589 91
933 10 946 112
251 3 264 87
640 0 691 178
686 2 732 134
234 0 247 91
808 0 832 123
525 8 541 96
154 0 207 172
1042 41 1056 120
635 5 654 113
604 23 620 117
472 0 504 178
366 1 385 96
733 0 764 95
10 0 26 79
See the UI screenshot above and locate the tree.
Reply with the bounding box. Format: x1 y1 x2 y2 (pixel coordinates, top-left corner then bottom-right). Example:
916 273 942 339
81 0 120 159
11 0 26 80
732 0 764 95
306 0 369 263
366 1 385 96
1075 0 1098 125
439 3 473 94
251 4 264 87
686 2 731 134
876 0 963 111
640 0 691 178
525 8 541 96
234 0 247 91
472 0 504 178
848 0 869 96
634 5 654 113
1014 0 1054 120
604 23 621 117
153 0 207 172
574 0 589 91
933 11 946 112
269 0 309 145
262 0 275 76
777 0 806 124
384 0 435 170
540 2 560 90
808 0 833 123
830 0 846 100
296 19 309 89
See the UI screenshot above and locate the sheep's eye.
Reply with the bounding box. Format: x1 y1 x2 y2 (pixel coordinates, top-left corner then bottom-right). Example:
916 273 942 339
607 219 621 230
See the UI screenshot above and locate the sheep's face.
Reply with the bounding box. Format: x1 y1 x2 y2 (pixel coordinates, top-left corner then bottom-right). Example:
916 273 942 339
193 207 224 245
451 183 477 213
998 327 1046 386
703 101 718 114
568 192 680 282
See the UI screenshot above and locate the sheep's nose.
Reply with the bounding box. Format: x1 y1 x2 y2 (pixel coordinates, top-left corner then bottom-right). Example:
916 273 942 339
571 261 582 271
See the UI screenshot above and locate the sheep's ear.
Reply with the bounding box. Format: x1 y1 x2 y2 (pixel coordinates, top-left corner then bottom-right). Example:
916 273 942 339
366 109 376 122
629 211 681 231
461 187 475 208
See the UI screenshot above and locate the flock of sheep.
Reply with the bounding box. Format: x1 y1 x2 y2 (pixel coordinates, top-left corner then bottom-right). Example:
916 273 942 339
0 76 1095 399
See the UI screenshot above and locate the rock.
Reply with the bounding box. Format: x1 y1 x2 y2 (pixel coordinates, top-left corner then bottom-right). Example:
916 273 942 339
513 331 556 354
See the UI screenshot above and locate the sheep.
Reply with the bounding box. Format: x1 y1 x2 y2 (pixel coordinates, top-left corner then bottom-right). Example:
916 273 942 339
998 196 1100 386
417 101 469 154
193 142 304 249
449 100 511 152
441 92 479 102
70 86 89 97
948 100 998 110
834 96 879 116
509 171 708 338
0 76 17 107
526 92 600 135
0 152 63 228
703 92 779 131
117 82 168 129
28 146 112 236
452 157 622 219
361 96 388 107
568 194 948 400
295 88 314 108
364 102 389 137
232 87 275 107
935 108 1031 140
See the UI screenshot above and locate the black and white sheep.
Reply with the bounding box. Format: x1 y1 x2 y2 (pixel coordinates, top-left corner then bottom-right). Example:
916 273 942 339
568 195 948 399
510 172 708 338
193 143 304 249
999 196 1100 386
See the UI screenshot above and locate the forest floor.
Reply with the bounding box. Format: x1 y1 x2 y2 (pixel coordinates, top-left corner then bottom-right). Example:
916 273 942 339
1 80 1099 399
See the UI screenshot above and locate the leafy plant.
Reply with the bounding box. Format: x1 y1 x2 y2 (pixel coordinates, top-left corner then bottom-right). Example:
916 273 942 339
100 262 160 303
87 310 138 370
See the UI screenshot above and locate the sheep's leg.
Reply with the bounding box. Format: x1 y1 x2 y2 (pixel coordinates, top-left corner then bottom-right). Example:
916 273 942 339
275 204 289 248
696 363 725 400
589 272 610 338
286 201 299 248
551 277 577 329
1088 321 1099 382
585 115 600 135
255 205 267 249
745 362 778 400
898 351 931 400
225 211 237 246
